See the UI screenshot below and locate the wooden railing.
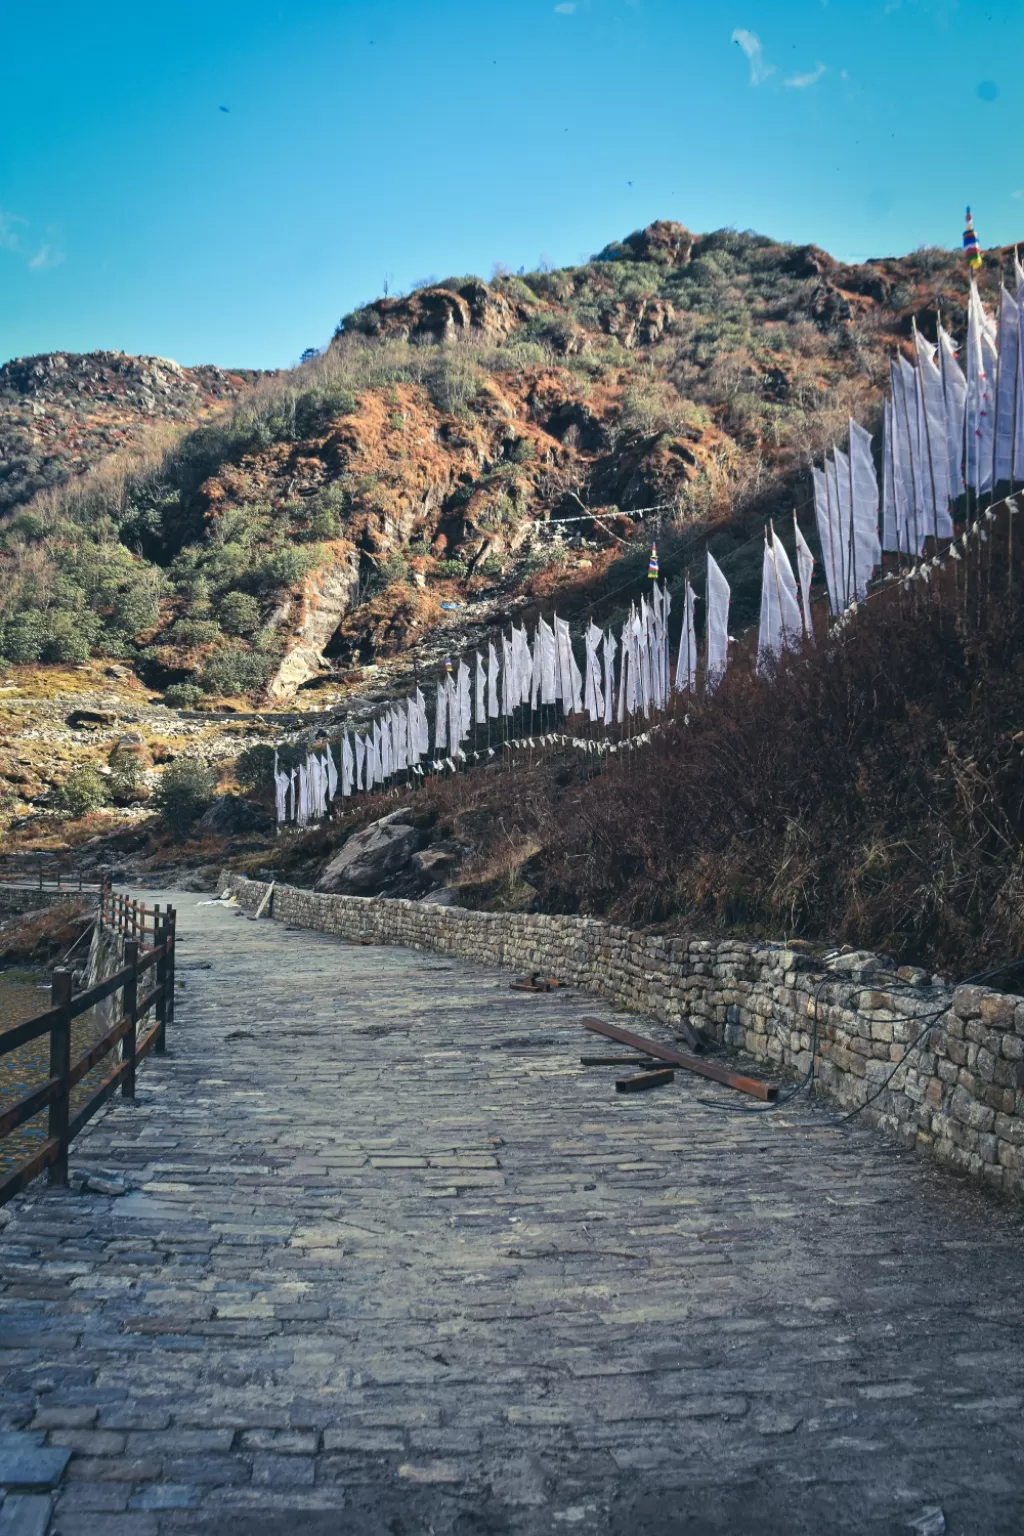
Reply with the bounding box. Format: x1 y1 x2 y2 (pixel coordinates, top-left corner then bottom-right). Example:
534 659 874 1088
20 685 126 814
0 855 109 895
0 892 176 1208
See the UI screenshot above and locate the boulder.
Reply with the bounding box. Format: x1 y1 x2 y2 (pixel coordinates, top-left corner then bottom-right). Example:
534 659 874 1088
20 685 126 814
197 794 273 836
316 811 426 895
411 847 456 880
66 709 115 729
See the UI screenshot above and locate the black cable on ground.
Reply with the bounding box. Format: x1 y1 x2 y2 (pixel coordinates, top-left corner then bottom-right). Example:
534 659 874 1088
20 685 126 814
697 955 1024 1119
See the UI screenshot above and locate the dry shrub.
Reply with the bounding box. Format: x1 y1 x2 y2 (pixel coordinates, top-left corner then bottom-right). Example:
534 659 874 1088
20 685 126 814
533 582 1024 973
0 900 93 967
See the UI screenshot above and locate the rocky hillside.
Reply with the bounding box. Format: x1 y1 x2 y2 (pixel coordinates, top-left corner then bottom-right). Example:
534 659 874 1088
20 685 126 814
0 351 261 515
0 220 1008 721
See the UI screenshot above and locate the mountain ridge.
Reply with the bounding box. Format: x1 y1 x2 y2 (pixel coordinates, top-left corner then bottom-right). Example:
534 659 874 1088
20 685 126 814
0 219 1014 713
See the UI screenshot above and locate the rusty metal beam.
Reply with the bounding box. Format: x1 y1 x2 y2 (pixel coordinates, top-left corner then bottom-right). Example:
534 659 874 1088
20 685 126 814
616 1069 675 1093
581 1017 778 1101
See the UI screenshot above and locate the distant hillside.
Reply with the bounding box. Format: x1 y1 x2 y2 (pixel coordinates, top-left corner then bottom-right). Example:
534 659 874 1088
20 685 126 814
0 350 262 515
0 221 1006 702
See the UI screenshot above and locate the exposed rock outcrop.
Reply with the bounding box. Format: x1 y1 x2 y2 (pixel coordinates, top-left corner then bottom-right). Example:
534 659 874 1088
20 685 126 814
316 811 427 894
198 794 274 835
266 554 361 697
343 280 523 346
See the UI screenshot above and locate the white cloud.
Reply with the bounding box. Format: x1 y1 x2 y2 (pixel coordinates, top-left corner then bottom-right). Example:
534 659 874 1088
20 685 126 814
0 206 63 270
785 61 827 88
1012 190 1024 200
554 2 576 11
731 28 774 85
0 206 27 253
29 243 63 271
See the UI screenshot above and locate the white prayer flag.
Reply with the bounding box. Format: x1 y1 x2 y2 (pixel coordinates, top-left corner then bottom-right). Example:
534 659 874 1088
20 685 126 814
938 323 967 501
913 331 953 538
341 734 353 797
813 465 843 615
675 581 697 692
487 643 500 718
994 285 1019 488
705 552 730 690
601 629 617 726
794 517 815 642
848 419 881 600
474 652 485 726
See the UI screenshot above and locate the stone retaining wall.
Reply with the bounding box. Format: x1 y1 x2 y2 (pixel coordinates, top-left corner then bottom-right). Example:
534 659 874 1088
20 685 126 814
0 884 93 917
224 873 1024 1197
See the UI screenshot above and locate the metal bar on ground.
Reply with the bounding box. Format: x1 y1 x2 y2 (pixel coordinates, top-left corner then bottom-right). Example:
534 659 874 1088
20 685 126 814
581 1055 665 1068
616 1069 675 1093
581 1017 778 1101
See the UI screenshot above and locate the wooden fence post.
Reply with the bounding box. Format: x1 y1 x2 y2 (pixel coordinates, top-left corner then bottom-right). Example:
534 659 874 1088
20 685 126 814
154 910 168 1056
122 940 138 1099
166 907 176 1033
48 969 73 1186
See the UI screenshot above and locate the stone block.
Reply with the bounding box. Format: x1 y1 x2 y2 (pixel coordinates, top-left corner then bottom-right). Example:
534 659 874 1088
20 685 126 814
953 985 990 1018
980 995 1017 1030
0 1497 53 1536
0 1444 70 1489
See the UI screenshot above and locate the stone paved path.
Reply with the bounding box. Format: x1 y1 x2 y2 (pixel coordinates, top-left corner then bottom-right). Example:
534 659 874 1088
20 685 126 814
2 892 1024 1535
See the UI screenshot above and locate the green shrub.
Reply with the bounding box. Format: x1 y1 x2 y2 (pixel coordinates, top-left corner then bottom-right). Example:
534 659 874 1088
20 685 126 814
292 384 358 438
377 553 409 588
108 747 147 804
112 582 161 637
247 545 321 595
200 645 274 697
54 765 110 817
41 612 95 664
8 511 47 542
435 558 468 580
217 591 261 637
163 682 205 709
0 611 47 663
234 743 276 799
153 758 217 838
96 630 137 660
168 618 223 647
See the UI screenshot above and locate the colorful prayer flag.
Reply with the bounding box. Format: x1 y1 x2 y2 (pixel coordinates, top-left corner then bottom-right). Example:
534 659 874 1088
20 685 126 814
963 207 982 272
647 542 659 579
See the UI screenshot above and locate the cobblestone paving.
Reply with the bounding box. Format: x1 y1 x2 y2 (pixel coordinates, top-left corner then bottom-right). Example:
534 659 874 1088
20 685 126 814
2 892 1024 1535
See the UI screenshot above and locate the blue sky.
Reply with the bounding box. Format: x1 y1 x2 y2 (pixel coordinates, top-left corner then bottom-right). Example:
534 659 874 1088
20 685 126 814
2 0 1021 369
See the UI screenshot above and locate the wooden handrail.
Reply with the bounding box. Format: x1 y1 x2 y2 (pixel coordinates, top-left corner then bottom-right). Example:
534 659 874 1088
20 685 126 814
0 942 171 1062
0 890 176 1205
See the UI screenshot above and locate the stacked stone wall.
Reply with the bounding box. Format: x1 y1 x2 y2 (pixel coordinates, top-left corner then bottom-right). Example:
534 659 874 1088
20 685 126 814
0 885 93 917
224 874 1024 1197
